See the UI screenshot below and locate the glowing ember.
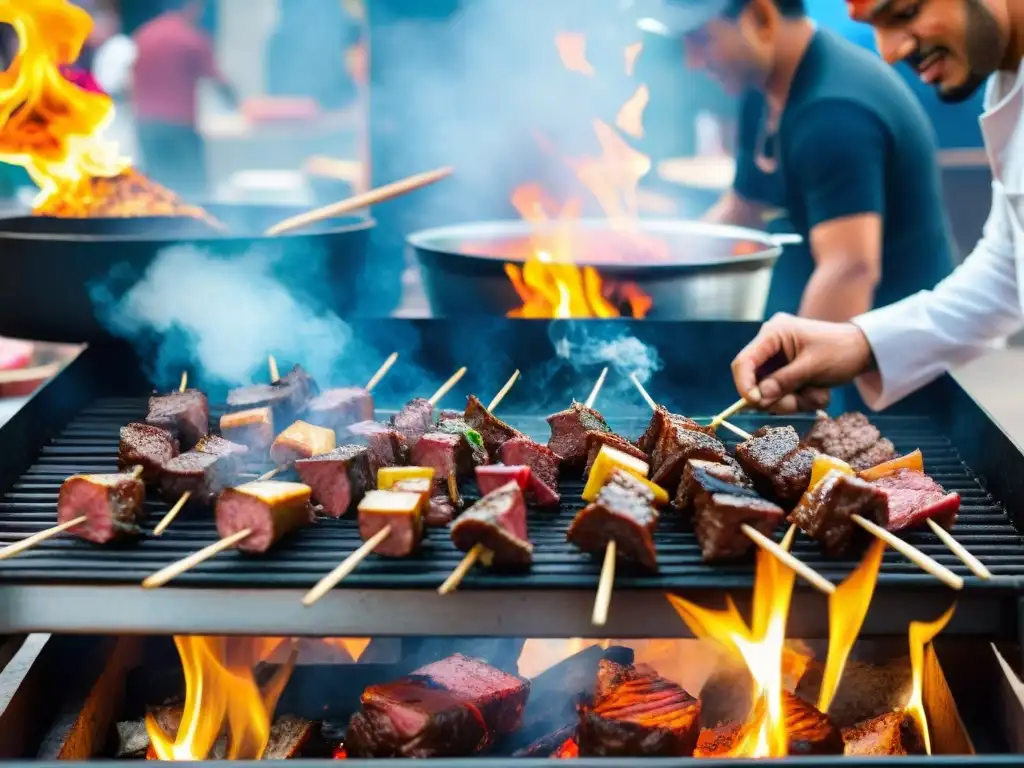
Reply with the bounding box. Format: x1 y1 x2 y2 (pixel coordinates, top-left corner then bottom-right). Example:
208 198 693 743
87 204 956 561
554 738 580 759
0 0 206 219
905 604 956 755
333 746 348 759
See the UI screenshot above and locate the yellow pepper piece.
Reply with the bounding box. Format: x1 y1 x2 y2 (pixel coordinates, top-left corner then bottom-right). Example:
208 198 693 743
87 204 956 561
858 449 924 481
809 454 854 489
377 466 436 490
583 445 658 503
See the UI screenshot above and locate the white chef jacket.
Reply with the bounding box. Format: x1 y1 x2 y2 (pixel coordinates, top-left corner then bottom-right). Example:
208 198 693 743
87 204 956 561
852 61 1024 410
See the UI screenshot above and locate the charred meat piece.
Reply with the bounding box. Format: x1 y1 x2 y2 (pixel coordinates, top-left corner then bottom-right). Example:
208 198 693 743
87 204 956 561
118 423 179 483
500 438 561 507
347 421 410 475
219 408 275 456
689 466 785 562
160 436 248 505
852 439 899 472
547 401 611 468
803 412 898 471
270 421 336 465
436 416 489 469
345 654 530 758
577 659 701 758
58 472 146 544
568 471 659 570
295 445 373 518
842 711 925 756
464 394 524 458
584 431 648 476
146 389 209 449
735 426 819 505
650 426 731 494
451 481 533 568
357 490 424 557
306 387 375 435
228 364 319 423
391 398 435 448
789 471 889 556
411 431 475 486
675 459 753 513
215 480 316 553
783 692 845 755
872 469 960 532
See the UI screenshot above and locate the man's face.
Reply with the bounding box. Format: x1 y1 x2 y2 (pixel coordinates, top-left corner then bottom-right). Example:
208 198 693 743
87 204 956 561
868 0 1007 103
683 12 773 95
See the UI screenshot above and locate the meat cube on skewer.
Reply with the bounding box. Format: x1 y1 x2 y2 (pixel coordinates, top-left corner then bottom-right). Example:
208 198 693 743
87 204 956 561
357 490 424 557
270 421 336 465
118 423 179 483
228 364 319 424
500 438 561 507
392 477 456 527
306 387 374 434
215 480 316 553
577 659 701 758
58 471 146 544
345 654 530 758
871 469 960 532
547 401 611 468
568 471 660 570
464 394 525 458
295 445 373 518
803 412 897 472
735 426 820 506
675 459 754 513
650 424 733 494
475 465 531 496
161 436 249 505
391 398 435 449
584 431 648 475
436 416 489 469
789 470 889 556
146 388 209 449
410 431 476 489
584 445 669 506
348 421 410 475
219 408 275 456
451 481 533 568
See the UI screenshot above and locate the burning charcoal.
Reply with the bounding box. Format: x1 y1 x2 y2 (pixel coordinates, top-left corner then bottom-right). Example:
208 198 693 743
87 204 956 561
160 436 248 505
306 386 375 435
803 412 898 471
295 445 373 518
585 431 648 475
735 426 819 505
146 388 209 449
345 654 531 758
694 693 843 757
577 659 701 758
58 471 146 544
649 425 731 494
391 397 435 448
436 415 489 468
270 420 336 465
411 431 475 485
357 490 424 557
500 438 561 507
675 459 753 513
219 407 274 456
568 471 659 570
464 394 525 458
118 422 179 483
547 401 611 468
842 711 925 756
871 470 960 532
476 465 532 496
348 421 410 474
215 480 316 553
451 481 533 568
691 481 785 563
789 471 889 556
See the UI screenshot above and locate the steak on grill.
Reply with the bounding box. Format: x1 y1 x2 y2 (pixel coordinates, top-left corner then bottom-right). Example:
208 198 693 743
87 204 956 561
500 438 561 507
464 395 524 458
547 401 611 468
649 426 732 494
58 472 146 544
146 389 209 449
789 471 889 556
842 711 925 756
357 490 424 557
118 423 179 484
294 445 373 518
348 421 410 475
584 431 649 476
735 426 819 505
451 481 533 568
567 471 659 570
411 432 475 488
305 387 374 435
219 408 275 456
345 654 531 758
160 436 249 505
392 398 435 448
694 693 843 757
577 659 700 758
803 412 898 471
228 364 319 424
871 469 960 531
674 459 752 513
215 480 316 553
436 416 490 469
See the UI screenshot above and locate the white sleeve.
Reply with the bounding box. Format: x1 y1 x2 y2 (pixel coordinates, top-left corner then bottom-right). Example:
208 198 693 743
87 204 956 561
851 181 1023 410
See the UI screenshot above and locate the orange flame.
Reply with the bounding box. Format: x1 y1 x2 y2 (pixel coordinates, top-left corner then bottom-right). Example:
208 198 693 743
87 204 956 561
555 32 595 76
905 604 956 755
624 42 644 77
616 85 650 139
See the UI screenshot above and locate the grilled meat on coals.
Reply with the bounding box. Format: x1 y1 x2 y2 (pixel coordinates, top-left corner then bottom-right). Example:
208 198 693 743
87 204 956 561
305 387 374 435
219 408 275 457
295 445 373 518
58 471 146 544
871 469 960 532
803 412 897 472
789 471 889 556
735 426 820 506
584 431 648 476
347 421 410 475
694 693 843 757
357 490 425 557
227 364 319 424
842 711 925 756
451 481 533 568
160 436 249 505
345 654 531 758
577 659 701 758
270 421 336 465
146 388 209 449
436 415 490 469
568 471 659 571
215 481 316 554
391 398 435 449
547 401 611 469
500 438 561 507
464 394 525 459
118 423 179 484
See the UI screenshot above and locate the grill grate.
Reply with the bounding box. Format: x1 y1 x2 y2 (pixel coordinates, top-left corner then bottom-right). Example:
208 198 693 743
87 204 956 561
0 398 1021 589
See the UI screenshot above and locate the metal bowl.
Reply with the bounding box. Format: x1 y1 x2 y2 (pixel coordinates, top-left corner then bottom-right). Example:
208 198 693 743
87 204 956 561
408 218 793 320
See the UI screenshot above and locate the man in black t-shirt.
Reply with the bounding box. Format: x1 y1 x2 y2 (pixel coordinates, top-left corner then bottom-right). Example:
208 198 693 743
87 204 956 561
637 0 955 320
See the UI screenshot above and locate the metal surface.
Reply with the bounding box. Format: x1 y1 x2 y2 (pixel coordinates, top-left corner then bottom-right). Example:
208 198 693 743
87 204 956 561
408 219 784 320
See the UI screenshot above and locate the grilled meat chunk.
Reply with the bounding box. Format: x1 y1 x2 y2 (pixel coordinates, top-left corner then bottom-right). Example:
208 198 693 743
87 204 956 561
348 421 410 475
500 438 561 507
306 387 374 434
389 477 457 527
345 654 530 758
871 469 960 531
577 659 700 758
357 490 424 557
451 481 533 568
295 445 373 518
160 436 248 505
435 416 490 469
650 425 732 493
803 412 898 471
694 693 842 757
675 459 752 513
392 398 435 448
58 472 146 544
568 471 659 570
736 426 819 505
584 431 649 476
270 420 336 465
215 480 316 553
146 389 209 449
476 465 532 496
411 431 475 488
547 401 611 468
219 408 275 456
789 471 889 556
118 423 179 483
842 711 925 756
464 394 524 458
228 364 319 424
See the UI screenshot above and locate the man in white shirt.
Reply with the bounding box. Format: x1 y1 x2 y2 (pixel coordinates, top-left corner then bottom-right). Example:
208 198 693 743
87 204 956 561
729 0 1024 414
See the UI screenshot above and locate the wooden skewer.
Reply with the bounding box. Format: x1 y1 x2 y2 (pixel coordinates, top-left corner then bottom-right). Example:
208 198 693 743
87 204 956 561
268 355 280 384
260 466 286 482
179 371 188 393
265 166 455 237
487 370 521 412
142 528 253 589
816 409 829 419
592 539 617 626
153 491 191 537
741 524 835 595
851 514 964 590
718 421 752 441
302 526 393 606
365 352 399 393
585 367 609 410
438 543 486 595
0 515 88 561
710 398 749 429
428 367 468 407
630 373 658 411
926 519 991 580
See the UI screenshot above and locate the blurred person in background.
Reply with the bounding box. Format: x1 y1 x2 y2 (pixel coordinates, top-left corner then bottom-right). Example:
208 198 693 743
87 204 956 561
131 0 237 200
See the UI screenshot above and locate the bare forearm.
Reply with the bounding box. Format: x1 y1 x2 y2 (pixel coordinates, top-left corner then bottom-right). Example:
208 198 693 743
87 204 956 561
798 260 878 321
